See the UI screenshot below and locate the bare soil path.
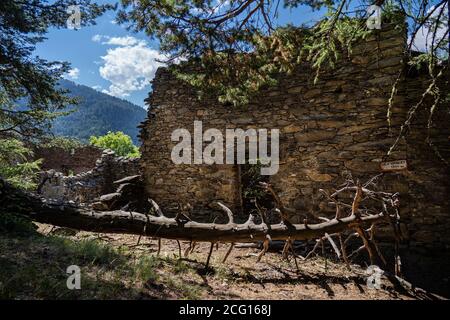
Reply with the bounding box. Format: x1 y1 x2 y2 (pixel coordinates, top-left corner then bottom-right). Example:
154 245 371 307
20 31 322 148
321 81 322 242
15 224 439 300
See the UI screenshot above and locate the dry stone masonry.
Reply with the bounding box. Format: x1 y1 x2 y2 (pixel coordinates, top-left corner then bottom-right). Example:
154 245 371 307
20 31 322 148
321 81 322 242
38 149 140 204
34 145 103 175
139 23 450 249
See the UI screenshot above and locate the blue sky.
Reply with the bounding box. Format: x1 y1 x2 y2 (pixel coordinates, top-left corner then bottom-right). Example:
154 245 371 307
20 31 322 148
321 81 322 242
34 0 440 108
36 2 157 107
35 1 324 108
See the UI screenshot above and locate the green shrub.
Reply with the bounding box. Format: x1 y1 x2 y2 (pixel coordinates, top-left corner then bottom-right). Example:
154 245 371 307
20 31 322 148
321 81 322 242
89 131 140 158
133 256 161 282
48 237 126 267
0 138 42 190
0 212 37 235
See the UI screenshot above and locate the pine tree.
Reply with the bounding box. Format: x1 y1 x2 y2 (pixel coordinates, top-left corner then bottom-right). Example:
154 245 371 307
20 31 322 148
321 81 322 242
0 0 114 139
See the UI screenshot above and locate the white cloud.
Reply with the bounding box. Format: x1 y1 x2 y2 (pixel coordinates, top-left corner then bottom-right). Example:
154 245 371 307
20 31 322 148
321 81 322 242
213 0 230 14
92 85 102 91
191 0 230 14
92 34 103 42
104 36 145 47
65 67 80 80
92 35 146 47
411 4 448 52
96 37 165 97
413 25 447 52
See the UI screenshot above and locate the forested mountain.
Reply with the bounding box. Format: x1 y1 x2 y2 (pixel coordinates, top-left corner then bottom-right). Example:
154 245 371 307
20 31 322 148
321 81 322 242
52 80 147 144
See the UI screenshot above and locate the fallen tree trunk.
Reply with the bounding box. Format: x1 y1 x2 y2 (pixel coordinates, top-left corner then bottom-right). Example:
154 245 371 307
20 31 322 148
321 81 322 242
26 202 386 242
2 175 406 272
1 176 402 271
0 177 389 243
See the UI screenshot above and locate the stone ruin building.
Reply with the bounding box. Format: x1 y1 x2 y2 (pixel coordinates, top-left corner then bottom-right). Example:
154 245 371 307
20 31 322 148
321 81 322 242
34 23 449 295
38 146 140 205
139 23 450 251
35 24 449 252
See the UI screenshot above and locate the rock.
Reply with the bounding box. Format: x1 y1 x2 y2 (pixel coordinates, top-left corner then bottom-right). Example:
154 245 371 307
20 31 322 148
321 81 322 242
317 120 345 129
333 102 354 110
344 160 380 172
134 28 449 249
287 86 304 93
92 201 109 211
365 97 387 106
337 151 354 159
295 130 336 143
99 192 122 202
283 125 302 133
338 124 379 135
276 119 291 126
210 119 226 125
305 170 334 182
351 56 370 65
113 175 142 185
231 117 254 124
50 227 78 236
303 88 322 99
300 187 314 195
116 183 133 194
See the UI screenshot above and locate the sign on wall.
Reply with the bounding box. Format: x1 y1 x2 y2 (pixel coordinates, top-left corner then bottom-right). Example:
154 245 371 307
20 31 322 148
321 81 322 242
380 160 408 172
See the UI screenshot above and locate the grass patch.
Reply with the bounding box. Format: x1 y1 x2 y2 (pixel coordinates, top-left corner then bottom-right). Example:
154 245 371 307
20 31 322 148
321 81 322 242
165 277 202 300
0 212 37 235
159 256 192 275
0 222 207 299
46 236 128 267
0 211 209 299
0 233 138 299
133 256 161 282
215 265 235 282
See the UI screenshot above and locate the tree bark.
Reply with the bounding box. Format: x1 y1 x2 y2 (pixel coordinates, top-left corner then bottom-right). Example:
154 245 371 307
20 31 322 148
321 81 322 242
22 201 385 242
1 178 390 244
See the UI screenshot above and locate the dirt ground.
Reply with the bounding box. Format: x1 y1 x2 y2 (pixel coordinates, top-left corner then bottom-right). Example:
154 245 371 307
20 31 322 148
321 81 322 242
25 223 444 300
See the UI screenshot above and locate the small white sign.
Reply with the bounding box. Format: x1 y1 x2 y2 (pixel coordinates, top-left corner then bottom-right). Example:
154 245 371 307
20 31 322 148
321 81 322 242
380 160 408 172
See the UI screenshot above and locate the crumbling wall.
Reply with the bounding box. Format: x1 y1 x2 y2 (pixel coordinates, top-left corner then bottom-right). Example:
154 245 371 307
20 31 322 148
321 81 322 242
38 149 140 204
140 24 450 247
400 70 450 246
34 145 103 175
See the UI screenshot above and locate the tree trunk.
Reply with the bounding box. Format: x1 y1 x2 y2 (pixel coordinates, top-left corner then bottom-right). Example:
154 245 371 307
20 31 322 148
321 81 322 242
0 178 391 244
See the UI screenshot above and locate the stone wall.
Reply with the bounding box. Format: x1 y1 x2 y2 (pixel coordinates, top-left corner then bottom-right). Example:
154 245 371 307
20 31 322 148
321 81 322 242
400 70 450 246
34 145 103 175
38 149 140 204
139 24 450 247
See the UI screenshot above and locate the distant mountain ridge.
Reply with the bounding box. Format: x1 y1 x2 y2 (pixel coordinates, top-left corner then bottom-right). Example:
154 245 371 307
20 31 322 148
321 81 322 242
52 79 147 144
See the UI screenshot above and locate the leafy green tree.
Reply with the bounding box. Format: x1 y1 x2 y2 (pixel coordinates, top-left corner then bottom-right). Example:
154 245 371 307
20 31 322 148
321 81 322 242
90 131 140 158
0 139 42 190
0 0 114 139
